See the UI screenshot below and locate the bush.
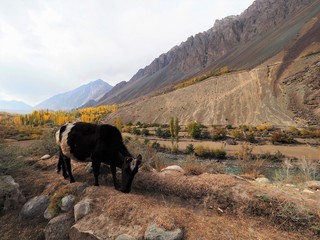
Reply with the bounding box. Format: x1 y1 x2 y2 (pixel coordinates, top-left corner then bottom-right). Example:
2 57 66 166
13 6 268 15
185 144 195 154
187 122 201 139
271 131 295 144
194 145 226 159
151 141 161 150
141 128 150 136
210 127 227 141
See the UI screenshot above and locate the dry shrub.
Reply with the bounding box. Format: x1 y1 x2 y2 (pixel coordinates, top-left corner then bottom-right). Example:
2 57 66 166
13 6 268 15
237 144 266 178
182 155 225 176
297 157 319 181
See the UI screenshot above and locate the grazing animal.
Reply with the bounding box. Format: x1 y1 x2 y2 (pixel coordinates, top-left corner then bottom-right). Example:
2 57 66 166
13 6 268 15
56 122 142 193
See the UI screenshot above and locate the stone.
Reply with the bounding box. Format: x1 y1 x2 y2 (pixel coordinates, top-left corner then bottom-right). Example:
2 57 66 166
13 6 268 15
254 177 270 184
44 207 55 220
44 213 74 240
20 195 49 220
69 225 102 240
159 165 185 176
74 199 91 222
115 234 136 240
0 175 25 211
61 194 76 212
144 224 183 240
41 154 51 160
302 189 314 194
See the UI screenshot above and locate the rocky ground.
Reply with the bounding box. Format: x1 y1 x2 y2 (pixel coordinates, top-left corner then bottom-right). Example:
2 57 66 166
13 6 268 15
1 150 320 240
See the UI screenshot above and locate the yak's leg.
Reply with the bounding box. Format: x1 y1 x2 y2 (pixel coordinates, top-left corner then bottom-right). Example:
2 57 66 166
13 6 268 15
58 148 69 179
110 165 120 190
92 159 101 186
64 156 75 183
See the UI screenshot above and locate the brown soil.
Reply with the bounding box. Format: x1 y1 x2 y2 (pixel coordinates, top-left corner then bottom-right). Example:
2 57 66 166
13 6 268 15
0 141 319 239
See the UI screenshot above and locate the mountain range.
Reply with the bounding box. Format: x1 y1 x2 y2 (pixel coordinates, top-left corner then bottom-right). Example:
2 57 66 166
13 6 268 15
0 100 32 114
99 0 320 126
34 79 112 111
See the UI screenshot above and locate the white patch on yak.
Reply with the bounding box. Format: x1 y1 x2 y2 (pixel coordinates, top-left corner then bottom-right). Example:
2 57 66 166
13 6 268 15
130 158 138 171
60 122 76 160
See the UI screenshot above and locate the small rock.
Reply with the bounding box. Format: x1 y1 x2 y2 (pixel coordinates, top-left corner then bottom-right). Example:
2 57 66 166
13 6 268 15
160 165 185 176
44 213 74 240
44 208 55 220
0 175 25 211
61 194 76 212
20 195 49 220
302 189 314 194
254 177 270 184
285 184 296 188
41 154 51 160
74 199 91 222
144 224 183 240
115 234 137 240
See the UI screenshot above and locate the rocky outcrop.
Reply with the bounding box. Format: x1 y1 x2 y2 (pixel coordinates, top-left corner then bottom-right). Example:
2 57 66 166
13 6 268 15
44 213 74 240
282 60 320 125
0 175 25 212
97 0 319 106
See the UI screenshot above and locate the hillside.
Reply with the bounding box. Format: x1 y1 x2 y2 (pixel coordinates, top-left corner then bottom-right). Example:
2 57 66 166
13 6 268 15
102 6 320 127
96 0 320 106
0 140 319 239
34 79 112 111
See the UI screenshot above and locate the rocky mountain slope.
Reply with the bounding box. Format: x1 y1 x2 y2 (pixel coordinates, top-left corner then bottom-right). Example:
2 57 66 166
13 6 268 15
34 79 112 111
97 0 320 106
102 1 320 127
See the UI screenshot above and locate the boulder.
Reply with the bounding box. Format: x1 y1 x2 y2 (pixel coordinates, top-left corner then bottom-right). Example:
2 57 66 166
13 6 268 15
61 194 76 212
159 165 185 176
144 224 183 240
44 213 74 240
20 195 49 220
74 199 91 222
0 175 25 211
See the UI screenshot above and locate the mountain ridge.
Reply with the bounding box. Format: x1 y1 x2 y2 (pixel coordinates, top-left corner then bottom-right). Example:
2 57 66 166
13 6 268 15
96 0 319 106
34 79 113 111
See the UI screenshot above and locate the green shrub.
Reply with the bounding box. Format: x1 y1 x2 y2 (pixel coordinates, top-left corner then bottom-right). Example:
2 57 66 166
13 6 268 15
187 122 201 139
185 144 195 154
194 145 226 159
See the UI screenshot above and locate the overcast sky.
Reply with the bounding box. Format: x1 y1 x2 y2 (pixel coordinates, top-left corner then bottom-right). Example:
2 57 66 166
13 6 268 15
0 0 254 106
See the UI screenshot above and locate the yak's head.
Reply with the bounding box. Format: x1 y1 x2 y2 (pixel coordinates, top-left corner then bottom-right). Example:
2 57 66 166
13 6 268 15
121 154 142 193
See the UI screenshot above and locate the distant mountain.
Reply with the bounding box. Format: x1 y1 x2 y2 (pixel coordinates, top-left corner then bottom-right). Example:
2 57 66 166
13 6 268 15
97 0 319 105
0 100 32 113
34 79 112 110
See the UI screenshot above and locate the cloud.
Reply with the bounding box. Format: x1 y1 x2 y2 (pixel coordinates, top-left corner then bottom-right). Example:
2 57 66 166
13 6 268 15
0 0 253 106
